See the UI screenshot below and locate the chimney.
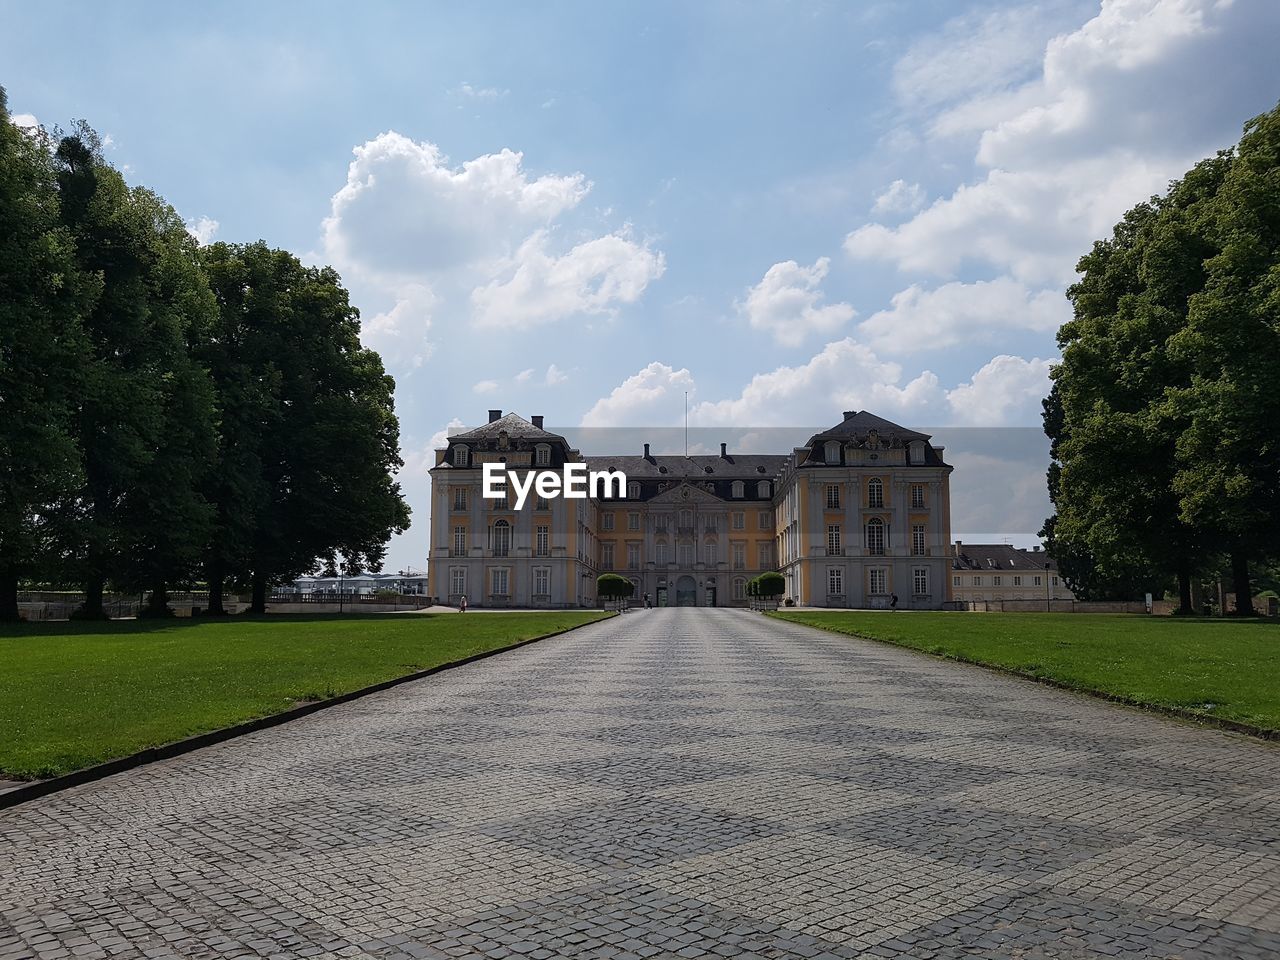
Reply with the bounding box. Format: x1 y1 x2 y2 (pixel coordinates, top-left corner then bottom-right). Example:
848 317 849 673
720 442 728 458
1033 545 1042 552
643 442 652 460
531 415 544 429
843 410 857 420
488 409 502 423
954 540 962 557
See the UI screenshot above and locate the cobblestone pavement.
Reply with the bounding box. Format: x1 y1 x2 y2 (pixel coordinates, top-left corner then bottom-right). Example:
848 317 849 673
2 609 1279 959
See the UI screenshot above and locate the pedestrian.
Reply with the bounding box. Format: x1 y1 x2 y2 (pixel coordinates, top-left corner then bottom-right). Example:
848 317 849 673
459 594 468 613
644 592 651 609
890 593 898 611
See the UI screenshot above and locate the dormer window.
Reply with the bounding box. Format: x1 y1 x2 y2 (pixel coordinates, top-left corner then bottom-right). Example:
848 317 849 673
731 481 744 498
824 440 841 464
627 481 641 499
757 480 770 498
454 445 470 467
535 444 551 467
909 440 925 465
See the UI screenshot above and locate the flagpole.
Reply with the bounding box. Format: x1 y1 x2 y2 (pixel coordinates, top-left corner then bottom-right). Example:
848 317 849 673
684 391 688 457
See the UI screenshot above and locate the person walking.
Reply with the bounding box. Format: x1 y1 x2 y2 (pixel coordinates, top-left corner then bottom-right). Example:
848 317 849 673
890 593 898 612
459 595 468 613
643 592 651 609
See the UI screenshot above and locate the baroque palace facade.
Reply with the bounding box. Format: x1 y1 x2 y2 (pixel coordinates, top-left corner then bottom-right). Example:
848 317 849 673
427 409 954 608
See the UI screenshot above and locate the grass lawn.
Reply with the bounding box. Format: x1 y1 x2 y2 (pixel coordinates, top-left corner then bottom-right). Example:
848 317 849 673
771 611 1280 733
0 611 611 780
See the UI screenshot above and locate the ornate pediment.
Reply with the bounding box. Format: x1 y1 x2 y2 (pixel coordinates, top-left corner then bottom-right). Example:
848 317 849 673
647 481 723 504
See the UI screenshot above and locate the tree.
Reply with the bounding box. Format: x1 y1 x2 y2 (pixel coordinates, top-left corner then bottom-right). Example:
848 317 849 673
200 243 410 613
1168 104 1280 616
0 90 96 621
597 573 633 607
53 128 217 618
755 571 785 598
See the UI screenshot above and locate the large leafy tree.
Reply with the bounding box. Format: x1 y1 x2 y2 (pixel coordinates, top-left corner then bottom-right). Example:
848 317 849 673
54 128 217 618
0 90 96 620
201 242 410 613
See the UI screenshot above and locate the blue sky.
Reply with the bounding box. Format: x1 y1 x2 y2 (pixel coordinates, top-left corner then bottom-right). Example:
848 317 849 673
4 0 1278 572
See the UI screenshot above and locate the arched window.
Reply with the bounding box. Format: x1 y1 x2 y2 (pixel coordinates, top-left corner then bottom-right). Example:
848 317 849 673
908 440 925 465
491 519 511 557
454 445 470 467
627 481 641 499
867 477 884 508
733 577 746 600
535 444 551 466
731 481 744 498
757 480 770 498
824 440 841 464
865 517 885 556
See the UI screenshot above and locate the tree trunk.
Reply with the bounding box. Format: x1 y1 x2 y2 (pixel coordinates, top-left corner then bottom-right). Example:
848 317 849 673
141 578 172 618
206 563 226 616
250 571 267 614
1176 558 1193 616
1231 550 1255 617
74 571 108 620
0 572 19 622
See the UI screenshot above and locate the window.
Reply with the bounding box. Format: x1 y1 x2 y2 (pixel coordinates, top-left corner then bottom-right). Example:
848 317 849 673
704 541 718 565
534 567 549 596
452 487 468 511
627 481 640 499
911 484 925 509
865 517 885 556
627 543 641 569
536 495 550 511
453 525 467 555
602 513 615 531
824 440 841 464
601 543 615 569
972 576 982 586
450 567 466 596
909 441 925 465
1034 575 1042 586
757 480 770 498
993 576 1002 587
867 478 884 509
953 575 961 587
826 484 841 509
679 510 693 529
678 542 693 566
535 525 549 557
732 543 745 570
911 524 926 556
827 525 841 557
913 568 928 595
758 542 773 568
869 569 887 594
627 512 640 531
491 520 511 557
490 568 509 596
453 445 470 467
732 511 745 530
758 510 772 530
1013 575 1022 586
731 481 744 498
1053 576 1059 587
656 542 668 565
493 491 509 510
535 444 551 467
828 567 844 595
733 578 746 600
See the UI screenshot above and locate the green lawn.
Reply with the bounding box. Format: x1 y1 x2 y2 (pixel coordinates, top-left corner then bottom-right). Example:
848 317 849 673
771 611 1280 733
0 611 611 780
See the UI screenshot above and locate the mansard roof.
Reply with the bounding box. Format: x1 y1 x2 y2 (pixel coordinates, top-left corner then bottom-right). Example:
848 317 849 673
449 412 566 444
804 410 931 449
952 543 1057 572
583 454 787 480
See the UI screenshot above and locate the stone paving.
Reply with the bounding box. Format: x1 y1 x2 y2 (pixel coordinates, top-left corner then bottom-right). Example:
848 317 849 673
1 608 1279 959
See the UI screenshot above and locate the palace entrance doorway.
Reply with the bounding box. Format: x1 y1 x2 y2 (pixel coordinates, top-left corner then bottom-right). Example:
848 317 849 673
675 576 697 606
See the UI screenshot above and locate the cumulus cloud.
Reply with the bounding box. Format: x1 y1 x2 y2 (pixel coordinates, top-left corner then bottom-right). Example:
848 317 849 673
452 81 509 100
859 278 1070 353
580 362 695 427
11 112 39 129
871 179 926 215
472 379 499 395
946 355 1056 425
185 216 220 245
545 363 568 385
359 283 436 367
471 229 665 328
739 257 856 347
691 338 945 427
515 368 535 383
849 0 1280 286
400 418 466 478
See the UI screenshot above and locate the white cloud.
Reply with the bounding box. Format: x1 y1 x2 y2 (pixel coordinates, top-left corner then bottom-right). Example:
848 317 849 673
691 338 945 427
580 362 695 427
185 216 220 245
12 112 39 129
739 257 855 347
359 283 436 368
946 355 1056 425
545 363 568 385
849 0 1280 286
859 278 1070 353
472 379 499 395
471 229 665 328
322 132 588 281
871 179 926 215
453 81 509 100
515 368 535 383
400 418 466 478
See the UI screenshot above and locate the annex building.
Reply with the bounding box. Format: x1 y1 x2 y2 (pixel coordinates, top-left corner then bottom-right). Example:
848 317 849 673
427 409 954 609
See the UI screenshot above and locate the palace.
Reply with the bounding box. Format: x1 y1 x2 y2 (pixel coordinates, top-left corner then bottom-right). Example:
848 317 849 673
427 409 954 608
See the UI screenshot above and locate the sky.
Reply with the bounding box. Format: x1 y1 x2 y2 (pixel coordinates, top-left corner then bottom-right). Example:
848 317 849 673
4 0 1278 573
